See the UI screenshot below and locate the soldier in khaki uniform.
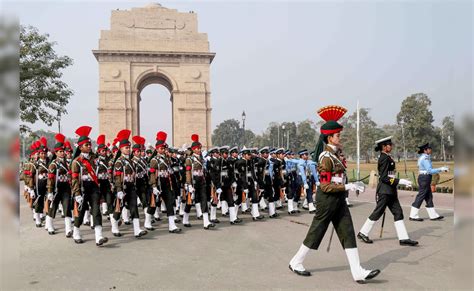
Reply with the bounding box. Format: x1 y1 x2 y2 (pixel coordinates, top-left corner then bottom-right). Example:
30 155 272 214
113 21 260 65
45 133 73 237
70 126 108 246
95 134 114 220
183 134 215 229
22 141 40 222
112 129 147 238
148 131 181 233
131 136 149 217
289 105 380 283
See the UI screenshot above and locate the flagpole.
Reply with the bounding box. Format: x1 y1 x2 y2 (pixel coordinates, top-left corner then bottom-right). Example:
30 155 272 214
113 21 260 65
356 100 360 181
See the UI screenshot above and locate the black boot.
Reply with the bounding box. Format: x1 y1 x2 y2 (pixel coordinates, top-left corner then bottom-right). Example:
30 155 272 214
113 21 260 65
288 265 311 277
399 239 419 246
357 232 373 244
356 269 381 283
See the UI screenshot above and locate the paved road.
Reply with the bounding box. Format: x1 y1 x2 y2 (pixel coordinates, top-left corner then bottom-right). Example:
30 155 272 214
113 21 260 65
17 188 455 290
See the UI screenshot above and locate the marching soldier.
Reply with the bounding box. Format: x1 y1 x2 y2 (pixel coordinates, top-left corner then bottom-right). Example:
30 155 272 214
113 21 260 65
357 136 418 246
95 135 113 218
23 141 40 222
209 146 243 224
255 146 278 218
112 129 148 238
296 149 318 214
148 131 181 233
409 143 449 221
70 126 108 246
272 149 290 214
34 137 49 228
183 134 215 229
235 148 264 221
207 147 221 224
45 133 73 237
289 105 380 283
132 136 149 216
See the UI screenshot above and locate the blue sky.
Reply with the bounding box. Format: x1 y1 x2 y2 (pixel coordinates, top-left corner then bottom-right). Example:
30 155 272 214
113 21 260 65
7 0 472 142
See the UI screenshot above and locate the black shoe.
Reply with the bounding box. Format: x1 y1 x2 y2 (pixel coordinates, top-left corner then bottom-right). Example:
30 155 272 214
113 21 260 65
252 215 264 221
357 232 373 244
118 220 122 226
48 231 56 235
409 217 424 222
113 232 122 237
210 219 220 224
41 216 46 222
61 215 66 218
179 214 184 218
197 216 203 220
90 225 95 230
83 221 90 226
174 218 181 223
161 211 167 214
222 213 229 217
169 228 182 233
107 216 110 221
135 230 148 238
288 211 297 215
400 239 418 246
124 221 131 225
269 213 280 218
356 269 381 284
309 210 316 214
145 226 155 231
430 216 444 221
66 231 73 238
74 238 84 244
230 218 243 225
138 203 142 208
295 209 301 213
183 223 192 227
96 237 108 246
35 224 42 228
276 206 283 210
204 223 216 230
347 203 353 208
288 265 311 277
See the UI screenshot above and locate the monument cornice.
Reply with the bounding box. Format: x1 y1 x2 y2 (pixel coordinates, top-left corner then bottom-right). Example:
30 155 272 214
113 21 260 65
92 50 215 63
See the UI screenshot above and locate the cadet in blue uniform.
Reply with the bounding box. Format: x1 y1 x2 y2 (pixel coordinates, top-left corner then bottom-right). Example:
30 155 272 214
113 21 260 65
289 105 380 283
296 149 318 214
409 143 449 221
357 136 418 246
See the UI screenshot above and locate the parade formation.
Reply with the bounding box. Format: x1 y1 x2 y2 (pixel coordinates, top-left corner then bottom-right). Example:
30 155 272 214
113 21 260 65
20 105 450 284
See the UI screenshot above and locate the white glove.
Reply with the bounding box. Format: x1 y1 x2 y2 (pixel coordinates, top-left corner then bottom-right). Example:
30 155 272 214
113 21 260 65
47 193 54 201
316 181 321 186
29 189 36 199
440 166 449 172
304 183 309 190
81 175 89 181
185 184 195 193
216 188 223 194
24 185 30 193
345 183 357 192
254 181 258 188
152 187 160 195
398 179 412 186
117 191 124 200
354 181 366 193
231 182 237 188
243 189 249 194
75 196 83 205
191 192 195 200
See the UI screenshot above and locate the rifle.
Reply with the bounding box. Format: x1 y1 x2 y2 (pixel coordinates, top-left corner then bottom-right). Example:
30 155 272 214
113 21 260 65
280 187 285 201
327 226 335 252
48 164 60 210
211 184 218 205
379 212 386 238
242 190 246 203
300 186 306 199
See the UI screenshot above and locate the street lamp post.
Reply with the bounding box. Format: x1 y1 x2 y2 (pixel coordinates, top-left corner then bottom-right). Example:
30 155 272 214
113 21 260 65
281 125 285 148
241 111 246 147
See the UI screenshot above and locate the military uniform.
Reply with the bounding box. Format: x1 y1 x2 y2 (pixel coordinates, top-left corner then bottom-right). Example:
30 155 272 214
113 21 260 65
45 138 72 237
255 147 278 218
409 143 448 221
271 149 287 214
290 105 380 283
34 154 49 227
358 136 418 246
70 126 108 246
235 149 264 221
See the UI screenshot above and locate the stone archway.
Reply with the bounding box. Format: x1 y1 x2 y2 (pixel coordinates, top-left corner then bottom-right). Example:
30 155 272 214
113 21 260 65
93 3 214 148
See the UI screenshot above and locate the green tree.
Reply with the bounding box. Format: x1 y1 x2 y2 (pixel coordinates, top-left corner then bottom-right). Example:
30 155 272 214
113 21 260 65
20 25 73 133
396 93 437 158
441 115 454 159
296 119 317 151
211 119 241 147
340 108 386 162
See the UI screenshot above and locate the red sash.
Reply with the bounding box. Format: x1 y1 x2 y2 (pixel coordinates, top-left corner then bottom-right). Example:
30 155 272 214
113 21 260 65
78 156 98 185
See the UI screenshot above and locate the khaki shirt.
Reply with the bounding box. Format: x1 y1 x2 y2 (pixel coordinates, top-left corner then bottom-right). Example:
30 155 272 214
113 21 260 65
114 155 135 192
185 154 204 185
47 157 70 193
71 154 97 197
318 145 346 193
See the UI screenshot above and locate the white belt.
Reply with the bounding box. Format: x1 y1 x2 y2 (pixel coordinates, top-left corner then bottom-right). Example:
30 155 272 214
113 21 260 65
388 174 395 178
98 173 108 180
173 166 179 172
81 175 92 182
331 176 343 184
419 171 430 175
157 171 169 178
58 175 69 183
136 173 146 179
246 172 253 177
192 171 204 177
38 174 47 180
220 170 228 177
123 175 135 182
264 170 270 176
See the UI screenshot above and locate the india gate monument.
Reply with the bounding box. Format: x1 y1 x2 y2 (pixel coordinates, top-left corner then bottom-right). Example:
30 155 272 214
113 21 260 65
93 3 214 148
